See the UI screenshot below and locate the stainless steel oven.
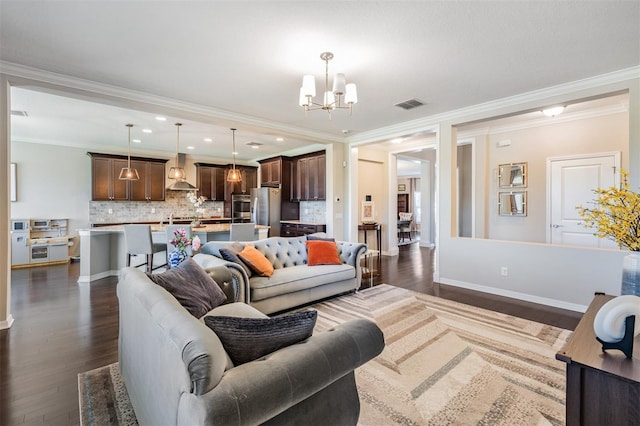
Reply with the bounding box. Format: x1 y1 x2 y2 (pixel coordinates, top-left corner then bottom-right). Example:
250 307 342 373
232 194 252 222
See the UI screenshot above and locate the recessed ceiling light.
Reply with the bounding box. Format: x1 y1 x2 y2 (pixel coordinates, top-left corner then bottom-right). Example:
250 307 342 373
542 106 565 117
204 138 213 142
232 151 239 155
276 137 284 142
187 146 195 150
142 129 152 133
155 116 167 121
391 138 404 144
132 139 141 143
247 142 262 149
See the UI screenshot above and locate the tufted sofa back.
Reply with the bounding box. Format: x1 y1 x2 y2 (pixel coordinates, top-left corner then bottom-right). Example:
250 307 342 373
253 236 308 269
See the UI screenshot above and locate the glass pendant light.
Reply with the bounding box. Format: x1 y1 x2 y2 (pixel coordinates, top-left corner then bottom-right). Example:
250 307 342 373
119 123 140 180
168 122 187 181
227 128 242 182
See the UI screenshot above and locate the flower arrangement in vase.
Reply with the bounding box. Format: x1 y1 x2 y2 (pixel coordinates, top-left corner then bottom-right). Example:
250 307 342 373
577 170 640 294
187 191 207 227
168 228 201 268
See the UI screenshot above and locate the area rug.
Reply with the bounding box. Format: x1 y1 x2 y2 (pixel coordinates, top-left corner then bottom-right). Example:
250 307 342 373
78 284 571 426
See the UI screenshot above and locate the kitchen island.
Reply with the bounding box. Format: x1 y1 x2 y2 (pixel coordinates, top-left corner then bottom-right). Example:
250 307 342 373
78 223 269 283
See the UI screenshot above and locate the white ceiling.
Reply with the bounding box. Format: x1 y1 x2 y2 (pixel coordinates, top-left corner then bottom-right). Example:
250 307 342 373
1 1 639 163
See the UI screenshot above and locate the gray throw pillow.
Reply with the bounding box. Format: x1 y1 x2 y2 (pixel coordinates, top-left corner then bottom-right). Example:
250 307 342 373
219 245 254 278
204 310 318 365
147 258 227 318
306 235 335 242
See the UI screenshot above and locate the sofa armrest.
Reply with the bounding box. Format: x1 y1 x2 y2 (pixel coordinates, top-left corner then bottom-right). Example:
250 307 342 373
177 318 385 425
337 241 368 285
193 253 250 304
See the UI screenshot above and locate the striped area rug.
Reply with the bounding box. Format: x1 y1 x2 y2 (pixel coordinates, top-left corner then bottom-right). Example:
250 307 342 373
313 284 572 426
78 284 571 425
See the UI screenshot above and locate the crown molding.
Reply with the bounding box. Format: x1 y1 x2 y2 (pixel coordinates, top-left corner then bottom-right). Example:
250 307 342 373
347 66 640 145
0 61 345 144
456 102 629 139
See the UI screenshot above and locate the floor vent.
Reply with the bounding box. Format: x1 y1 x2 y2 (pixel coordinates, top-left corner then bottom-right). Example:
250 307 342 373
11 110 28 117
394 99 425 110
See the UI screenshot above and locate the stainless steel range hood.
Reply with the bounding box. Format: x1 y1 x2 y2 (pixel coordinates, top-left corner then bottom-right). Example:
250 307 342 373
167 153 198 191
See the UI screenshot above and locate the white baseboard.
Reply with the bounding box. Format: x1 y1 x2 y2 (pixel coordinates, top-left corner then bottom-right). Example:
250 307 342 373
0 314 15 330
77 270 117 284
439 277 588 313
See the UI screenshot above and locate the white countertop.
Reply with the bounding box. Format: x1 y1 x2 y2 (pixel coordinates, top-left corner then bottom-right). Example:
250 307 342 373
80 223 269 235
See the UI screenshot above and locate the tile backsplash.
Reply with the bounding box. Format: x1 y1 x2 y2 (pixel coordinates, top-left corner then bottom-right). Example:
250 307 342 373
299 200 326 223
90 193 327 225
89 191 224 224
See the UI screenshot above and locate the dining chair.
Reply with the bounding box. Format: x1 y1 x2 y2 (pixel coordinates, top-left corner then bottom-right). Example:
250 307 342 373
398 212 413 242
229 222 256 242
124 224 167 273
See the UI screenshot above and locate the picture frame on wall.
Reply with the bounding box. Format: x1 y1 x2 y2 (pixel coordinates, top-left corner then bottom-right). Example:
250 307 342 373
361 201 375 223
398 184 406 192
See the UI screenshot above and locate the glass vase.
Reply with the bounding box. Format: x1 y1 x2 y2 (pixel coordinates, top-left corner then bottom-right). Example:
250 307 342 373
621 252 640 296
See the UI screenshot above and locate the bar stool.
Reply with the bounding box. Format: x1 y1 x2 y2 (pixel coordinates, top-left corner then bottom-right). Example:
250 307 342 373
229 223 256 242
124 225 167 273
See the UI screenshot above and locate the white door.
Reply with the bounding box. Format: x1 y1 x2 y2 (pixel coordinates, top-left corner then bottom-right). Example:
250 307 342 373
548 153 620 247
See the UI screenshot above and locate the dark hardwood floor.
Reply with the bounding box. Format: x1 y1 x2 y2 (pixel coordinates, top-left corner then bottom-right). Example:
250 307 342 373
1 243 582 425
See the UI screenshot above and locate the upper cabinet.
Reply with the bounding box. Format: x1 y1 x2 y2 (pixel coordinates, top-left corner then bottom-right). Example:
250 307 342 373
89 153 167 201
226 165 258 195
292 151 326 201
129 160 166 201
195 163 226 201
260 158 282 185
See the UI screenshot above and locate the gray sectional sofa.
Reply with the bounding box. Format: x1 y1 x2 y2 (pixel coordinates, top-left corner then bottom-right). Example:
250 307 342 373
117 265 385 425
193 235 368 314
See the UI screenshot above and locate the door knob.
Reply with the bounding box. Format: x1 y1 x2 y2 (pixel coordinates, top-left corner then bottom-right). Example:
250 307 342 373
551 224 564 228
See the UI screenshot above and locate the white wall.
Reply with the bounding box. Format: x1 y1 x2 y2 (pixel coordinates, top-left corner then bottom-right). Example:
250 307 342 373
11 142 92 256
437 78 640 312
483 111 629 243
357 148 387 251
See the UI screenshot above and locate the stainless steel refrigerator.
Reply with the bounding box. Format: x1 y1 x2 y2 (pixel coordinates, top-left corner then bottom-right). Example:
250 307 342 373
250 187 281 237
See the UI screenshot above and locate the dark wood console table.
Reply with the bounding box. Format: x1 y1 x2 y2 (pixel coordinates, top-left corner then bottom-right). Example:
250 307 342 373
358 223 382 280
556 293 640 425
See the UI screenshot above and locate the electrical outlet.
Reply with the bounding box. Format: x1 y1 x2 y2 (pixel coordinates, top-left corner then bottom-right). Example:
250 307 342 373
151 208 156 214
501 267 508 276
108 208 113 214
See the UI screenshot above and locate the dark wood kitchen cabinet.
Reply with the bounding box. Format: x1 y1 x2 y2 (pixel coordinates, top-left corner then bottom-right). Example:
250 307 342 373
195 163 226 201
259 158 282 185
292 151 326 201
129 160 166 201
90 155 130 201
89 153 168 201
226 165 257 195
281 222 326 237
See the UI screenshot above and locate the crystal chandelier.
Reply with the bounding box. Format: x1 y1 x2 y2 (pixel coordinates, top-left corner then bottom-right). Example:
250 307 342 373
299 52 358 119
118 123 140 180
227 128 242 182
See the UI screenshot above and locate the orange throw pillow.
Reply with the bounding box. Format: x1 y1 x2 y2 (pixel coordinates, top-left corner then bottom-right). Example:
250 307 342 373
306 240 342 266
238 245 274 277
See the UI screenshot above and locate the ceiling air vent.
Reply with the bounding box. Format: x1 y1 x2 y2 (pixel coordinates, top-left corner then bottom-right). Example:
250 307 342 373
11 110 28 117
394 99 425 110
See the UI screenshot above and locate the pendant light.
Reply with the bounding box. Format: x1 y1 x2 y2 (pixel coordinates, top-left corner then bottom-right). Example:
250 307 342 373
167 122 198 190
118 123 140 180
227 128 242 182
168 122 187 181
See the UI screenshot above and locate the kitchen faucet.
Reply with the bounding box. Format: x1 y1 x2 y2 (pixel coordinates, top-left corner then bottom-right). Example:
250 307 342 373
169 212 174 225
